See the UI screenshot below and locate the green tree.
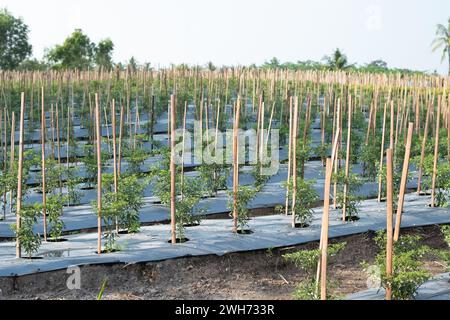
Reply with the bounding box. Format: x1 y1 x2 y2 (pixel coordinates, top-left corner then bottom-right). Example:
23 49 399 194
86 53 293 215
323 48 353 70
95 38 114 70
262 57 281 69
431 18 450 75
0 9 32 69
17 58 48 71
46 29 95 69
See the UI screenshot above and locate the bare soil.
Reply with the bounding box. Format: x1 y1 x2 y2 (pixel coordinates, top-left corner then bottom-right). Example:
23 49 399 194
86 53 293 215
0 225 448 300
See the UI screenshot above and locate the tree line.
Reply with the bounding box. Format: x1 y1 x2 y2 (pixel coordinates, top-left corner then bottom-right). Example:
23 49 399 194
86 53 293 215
1 8 449 75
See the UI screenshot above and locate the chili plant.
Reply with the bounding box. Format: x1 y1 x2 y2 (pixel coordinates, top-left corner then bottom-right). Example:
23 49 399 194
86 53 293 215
363 231 431 300
10 204 42 259
332 169 363 220
283 242 346 300
227 185 256 232
285 178 319 227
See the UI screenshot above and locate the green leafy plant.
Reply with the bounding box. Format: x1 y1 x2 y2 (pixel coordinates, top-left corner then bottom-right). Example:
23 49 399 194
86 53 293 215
363 232 431 300
314 143 330 166
227 185 256 232
66 166 83 206
124 146 148 175
285 178 318 227
199 163 229 196
283 242 346 300
40 195 65 240
11 204 42 259
150 149 205 241
332 169 363 220
360 143 379 180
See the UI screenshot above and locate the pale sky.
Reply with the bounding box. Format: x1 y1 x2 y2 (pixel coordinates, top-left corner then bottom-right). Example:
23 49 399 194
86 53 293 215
2 0 449 74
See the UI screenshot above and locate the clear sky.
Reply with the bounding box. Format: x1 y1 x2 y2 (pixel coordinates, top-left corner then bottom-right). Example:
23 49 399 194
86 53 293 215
2 0 449 74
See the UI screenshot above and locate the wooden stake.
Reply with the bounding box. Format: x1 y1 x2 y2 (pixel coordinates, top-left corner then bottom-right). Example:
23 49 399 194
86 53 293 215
95 93 102 254
386 148 394 300
16 93 25 258
417 101 431 194
9 111 15 214
232 98 241 233
320 158 333 300
431 96 442 207
285 97 293 215
342 95 352 220
170 94 177 244
393 122 413 242
117 104 124 177
41 87 47 241
378 102 387 202
291 97 299 226
112 100 118 194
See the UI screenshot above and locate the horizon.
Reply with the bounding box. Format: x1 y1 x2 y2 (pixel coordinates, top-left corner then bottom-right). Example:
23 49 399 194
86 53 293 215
1 0 449 74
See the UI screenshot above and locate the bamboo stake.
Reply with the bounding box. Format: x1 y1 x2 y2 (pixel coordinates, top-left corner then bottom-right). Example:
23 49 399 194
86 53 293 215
291 97 299 226
111 99 120 233
417 101 431 194
41 87 47 241
16 93 25 258
315 128 340 296
342 95 352 220
333 99 341 209
232 98 241 233
393 122 413 242
285 97 293 215
170 94 177 244
386 148 394 300
320 158 333 300
118 104 124 177
377 102 388 202
9 111 15 214
431 96 442 208
95 93 102 254
180 101 188 199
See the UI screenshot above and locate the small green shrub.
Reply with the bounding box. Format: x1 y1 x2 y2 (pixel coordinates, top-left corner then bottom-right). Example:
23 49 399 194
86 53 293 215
286 178 318 226
363 231 431 300
227 185 256 232
11 204 42 258
283 242 346 300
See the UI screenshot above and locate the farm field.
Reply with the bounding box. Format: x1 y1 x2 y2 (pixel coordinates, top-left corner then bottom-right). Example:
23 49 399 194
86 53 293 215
1 1 450 306
0 68 449 302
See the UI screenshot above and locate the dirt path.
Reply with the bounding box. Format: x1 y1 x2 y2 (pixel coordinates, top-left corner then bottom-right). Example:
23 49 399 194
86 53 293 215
0 225 448 300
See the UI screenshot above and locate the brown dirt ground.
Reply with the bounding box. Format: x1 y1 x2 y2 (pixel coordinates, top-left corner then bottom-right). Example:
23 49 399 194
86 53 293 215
0 225 449 300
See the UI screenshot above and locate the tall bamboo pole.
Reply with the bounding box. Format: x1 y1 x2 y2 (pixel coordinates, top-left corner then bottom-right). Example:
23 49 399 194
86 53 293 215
315 128 340 297
417 102 431 194
9 112 15 214
117 104 124 177
41 87 47 241
111 99 119 233
393 122 413 242
320 158 333 300
431 96 442 208
285 97 293 215
291 97 299 226
232 98 241 233
386 148 394 300
95 93 102 254
378 102 388 202
170 94 177 244
342 95 352 220
15 93 25 258
180 101 188 199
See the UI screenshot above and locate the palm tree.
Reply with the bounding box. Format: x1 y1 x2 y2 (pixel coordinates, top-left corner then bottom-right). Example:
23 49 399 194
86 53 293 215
432 18 450 75
322 48 353 70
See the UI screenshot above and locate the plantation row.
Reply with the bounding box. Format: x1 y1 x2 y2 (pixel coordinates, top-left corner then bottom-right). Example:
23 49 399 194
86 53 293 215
0 68 449 299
